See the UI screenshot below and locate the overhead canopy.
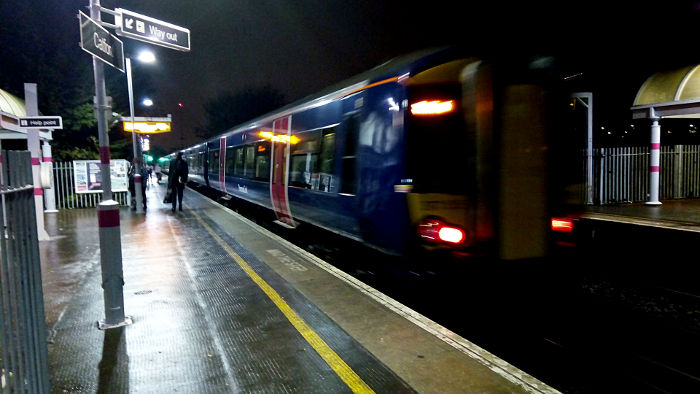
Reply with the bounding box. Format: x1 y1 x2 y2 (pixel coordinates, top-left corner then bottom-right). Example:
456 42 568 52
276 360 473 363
632 65 700 119
0 87 52 140
0 88 27 117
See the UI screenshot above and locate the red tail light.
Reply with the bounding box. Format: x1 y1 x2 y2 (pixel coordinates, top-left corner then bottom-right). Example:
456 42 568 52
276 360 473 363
551 218 574 233
418 219 466 244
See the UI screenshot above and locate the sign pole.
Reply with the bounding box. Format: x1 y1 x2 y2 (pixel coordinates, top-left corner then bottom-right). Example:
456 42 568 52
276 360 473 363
126 58 144 212
89 0 130 330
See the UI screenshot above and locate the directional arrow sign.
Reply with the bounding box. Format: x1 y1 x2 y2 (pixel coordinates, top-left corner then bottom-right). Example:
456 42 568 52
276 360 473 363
78 11 125 72
115 8 190 52
19 116 63 129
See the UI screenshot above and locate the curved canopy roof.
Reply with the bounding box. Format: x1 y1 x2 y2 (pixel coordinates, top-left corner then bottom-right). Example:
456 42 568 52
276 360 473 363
0 88 26 117
632 65 700 119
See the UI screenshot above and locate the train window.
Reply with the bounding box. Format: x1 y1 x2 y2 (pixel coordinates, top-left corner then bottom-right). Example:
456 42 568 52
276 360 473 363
208 150 219 174
288 127 336 191
319 131 335 174
233 147 244 177
406 87 469 193
254 141 270 180
340 113 359 194
289 130 320 188
290 154 318 188
225 147 235 175
244 145 255 178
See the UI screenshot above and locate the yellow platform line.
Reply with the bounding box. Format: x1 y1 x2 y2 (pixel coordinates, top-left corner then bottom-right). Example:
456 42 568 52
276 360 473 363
189 208 375 394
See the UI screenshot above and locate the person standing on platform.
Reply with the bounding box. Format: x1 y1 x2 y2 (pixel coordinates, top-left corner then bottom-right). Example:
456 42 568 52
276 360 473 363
155 163 162 183
168 152 189 212
128 158 148 210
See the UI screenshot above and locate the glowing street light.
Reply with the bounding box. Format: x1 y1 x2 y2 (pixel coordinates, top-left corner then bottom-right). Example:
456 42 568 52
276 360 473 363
142 98 154 107
136 50 156 63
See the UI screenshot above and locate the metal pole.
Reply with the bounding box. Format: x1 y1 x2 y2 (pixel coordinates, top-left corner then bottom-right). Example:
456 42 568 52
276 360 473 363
42 141 58 213
126 58 144 213
647 110 662 205
89 0 130 329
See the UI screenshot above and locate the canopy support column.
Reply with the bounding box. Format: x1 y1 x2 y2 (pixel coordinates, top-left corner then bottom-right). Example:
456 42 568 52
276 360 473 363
646 113 662 205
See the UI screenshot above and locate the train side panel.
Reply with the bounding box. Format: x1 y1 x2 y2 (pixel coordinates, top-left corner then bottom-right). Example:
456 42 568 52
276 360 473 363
355 82 411 253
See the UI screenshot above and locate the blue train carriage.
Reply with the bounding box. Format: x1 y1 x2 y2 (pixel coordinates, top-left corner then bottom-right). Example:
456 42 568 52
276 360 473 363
178 47 570 259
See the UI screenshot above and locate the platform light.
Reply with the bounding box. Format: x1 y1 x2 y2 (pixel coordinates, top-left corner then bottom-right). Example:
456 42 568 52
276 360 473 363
259 131 299 144
136 50 156 64
410 100 455 115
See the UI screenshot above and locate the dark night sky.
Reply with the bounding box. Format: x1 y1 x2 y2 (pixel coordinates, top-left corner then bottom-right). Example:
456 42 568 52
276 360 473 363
2 1 700 151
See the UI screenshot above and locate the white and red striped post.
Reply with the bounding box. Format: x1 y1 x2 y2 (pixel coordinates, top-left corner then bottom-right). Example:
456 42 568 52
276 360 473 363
42 141 58 213
647 113 662 205
24 83 50 241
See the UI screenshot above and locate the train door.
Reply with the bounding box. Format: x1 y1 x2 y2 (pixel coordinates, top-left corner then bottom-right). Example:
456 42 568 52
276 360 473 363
270 116 296 227
219 136 227 192
203 144 210 187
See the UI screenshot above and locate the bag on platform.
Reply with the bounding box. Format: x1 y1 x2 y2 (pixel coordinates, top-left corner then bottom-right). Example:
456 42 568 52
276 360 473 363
163 187 173 204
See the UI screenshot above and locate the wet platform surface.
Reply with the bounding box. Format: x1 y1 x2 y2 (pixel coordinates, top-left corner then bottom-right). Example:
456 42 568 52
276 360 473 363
583 198 700 232
39 179 554 393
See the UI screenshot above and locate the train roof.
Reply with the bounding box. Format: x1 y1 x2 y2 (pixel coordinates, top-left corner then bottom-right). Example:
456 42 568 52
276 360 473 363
200 46 460 144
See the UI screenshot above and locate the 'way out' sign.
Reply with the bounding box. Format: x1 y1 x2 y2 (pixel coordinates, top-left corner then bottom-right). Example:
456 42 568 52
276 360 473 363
115 8 190 52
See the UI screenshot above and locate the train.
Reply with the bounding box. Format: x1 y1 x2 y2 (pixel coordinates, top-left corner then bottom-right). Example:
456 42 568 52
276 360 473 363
164 47 579 259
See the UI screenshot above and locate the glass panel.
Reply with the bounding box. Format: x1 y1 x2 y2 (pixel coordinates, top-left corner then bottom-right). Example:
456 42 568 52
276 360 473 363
290 153 317 188
209 150 219 173
254 142 271 180
233 147 244 177
244 145 255 178
319 131 335 174
226 147 235 174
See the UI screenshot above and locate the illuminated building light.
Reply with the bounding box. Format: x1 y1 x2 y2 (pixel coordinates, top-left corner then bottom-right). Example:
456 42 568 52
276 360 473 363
123 121 171 134
410 100 455 115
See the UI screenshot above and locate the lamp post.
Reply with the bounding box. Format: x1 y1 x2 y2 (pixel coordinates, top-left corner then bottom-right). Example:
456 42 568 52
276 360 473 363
125 50 155 213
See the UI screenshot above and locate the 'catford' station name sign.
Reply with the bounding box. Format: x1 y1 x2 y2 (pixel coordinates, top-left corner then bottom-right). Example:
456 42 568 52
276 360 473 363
78 11 125 72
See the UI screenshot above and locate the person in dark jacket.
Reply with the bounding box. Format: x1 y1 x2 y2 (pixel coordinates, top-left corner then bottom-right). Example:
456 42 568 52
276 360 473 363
128 158 148 210
168 152 189 212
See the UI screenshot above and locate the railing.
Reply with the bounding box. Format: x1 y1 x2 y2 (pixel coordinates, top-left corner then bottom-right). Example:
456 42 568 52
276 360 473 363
52 162 128 209
0 150 51 393
584 145 700 204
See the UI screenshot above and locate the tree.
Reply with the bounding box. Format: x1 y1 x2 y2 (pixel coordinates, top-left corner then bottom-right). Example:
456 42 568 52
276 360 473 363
0 0 144 162
199 86 285 139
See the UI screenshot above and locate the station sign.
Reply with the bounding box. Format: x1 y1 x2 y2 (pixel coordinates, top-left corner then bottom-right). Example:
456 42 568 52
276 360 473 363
78 11 125 72
19 116 63 129
114 8 190 52
123 120 171 134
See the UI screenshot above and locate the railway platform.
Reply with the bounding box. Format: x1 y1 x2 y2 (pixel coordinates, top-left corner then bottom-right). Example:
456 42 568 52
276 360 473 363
39 178 556 393
583 198 700 232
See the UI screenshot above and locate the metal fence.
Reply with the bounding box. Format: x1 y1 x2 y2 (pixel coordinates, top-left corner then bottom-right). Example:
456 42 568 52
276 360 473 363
584 144 700 204
52 161 128 209
0 150 50 393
